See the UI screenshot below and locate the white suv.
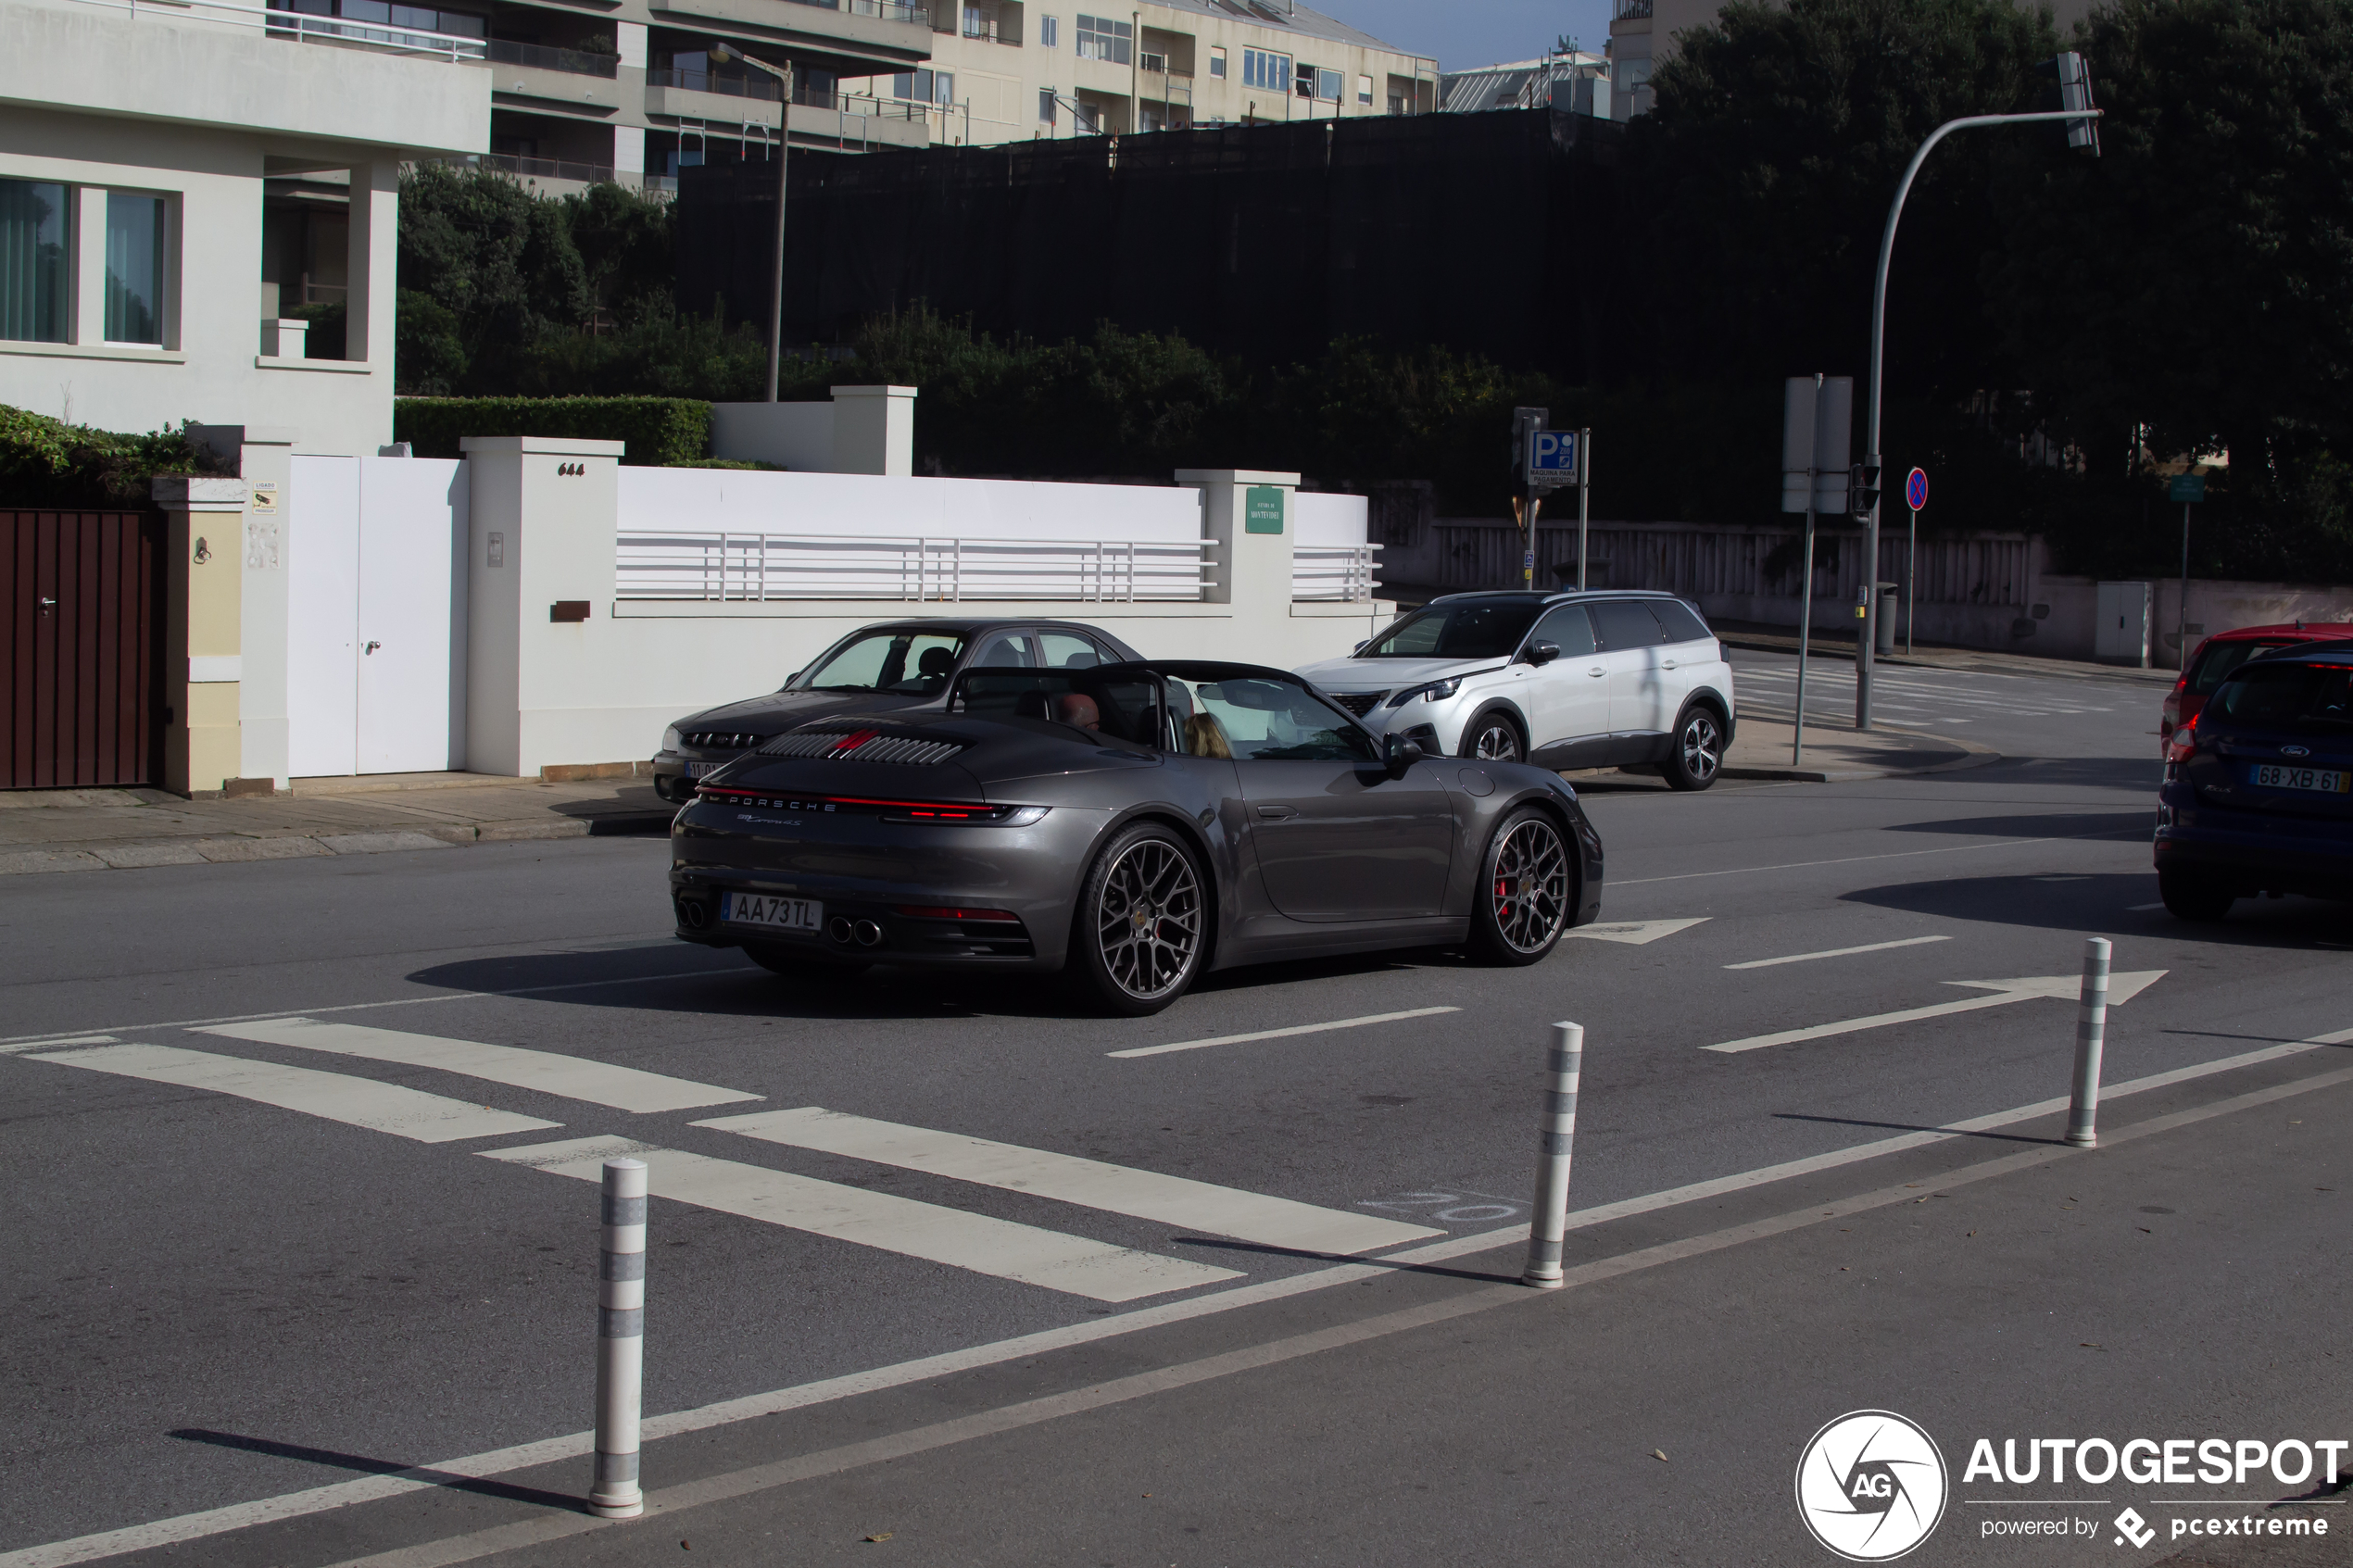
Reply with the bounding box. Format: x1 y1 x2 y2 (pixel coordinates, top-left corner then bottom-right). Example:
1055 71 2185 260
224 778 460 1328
1295 591 1739 791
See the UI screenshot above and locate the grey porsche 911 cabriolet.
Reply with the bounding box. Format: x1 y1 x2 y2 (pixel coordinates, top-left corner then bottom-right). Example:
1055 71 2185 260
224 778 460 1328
668 660 1605 1015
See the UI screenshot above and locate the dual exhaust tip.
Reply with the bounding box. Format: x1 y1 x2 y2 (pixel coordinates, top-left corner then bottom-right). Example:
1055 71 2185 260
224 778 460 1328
829 916 885 947
675 898 881 947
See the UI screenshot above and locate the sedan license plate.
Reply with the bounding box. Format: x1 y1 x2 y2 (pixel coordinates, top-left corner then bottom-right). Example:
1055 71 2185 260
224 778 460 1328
2251 763 2351 794
684 759 714 778
721 891 823 932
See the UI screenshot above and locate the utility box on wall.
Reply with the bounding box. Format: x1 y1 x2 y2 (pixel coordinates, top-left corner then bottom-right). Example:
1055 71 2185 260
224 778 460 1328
2095 581 2152 667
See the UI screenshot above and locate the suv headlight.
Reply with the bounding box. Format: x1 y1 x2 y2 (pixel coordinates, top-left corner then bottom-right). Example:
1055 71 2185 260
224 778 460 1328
662 726 684 753
1389 677 1464 708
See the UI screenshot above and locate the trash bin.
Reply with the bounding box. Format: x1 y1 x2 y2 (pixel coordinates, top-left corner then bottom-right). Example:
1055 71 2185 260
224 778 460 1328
1877 584 1898 656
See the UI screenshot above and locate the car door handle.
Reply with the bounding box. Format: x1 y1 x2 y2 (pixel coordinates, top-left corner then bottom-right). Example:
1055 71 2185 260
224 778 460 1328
1586 666 1605 678
1253 804 1297 820
1662 659 1678 670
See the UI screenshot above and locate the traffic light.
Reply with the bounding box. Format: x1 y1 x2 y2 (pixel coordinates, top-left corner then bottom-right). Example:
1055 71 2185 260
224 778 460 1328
1850 459 1882 520
2041 52 2101 156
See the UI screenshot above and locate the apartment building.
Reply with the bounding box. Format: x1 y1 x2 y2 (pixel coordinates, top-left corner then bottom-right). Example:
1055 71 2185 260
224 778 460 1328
1 0 485 453
900 0 1435 146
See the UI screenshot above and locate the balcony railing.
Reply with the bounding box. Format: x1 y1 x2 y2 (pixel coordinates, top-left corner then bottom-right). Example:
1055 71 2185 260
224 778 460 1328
74 0 487 60
648 67 784 102
793 0 931 23
486 38 619 77
962 15 1021 44
618 533 1219 603
1291 544 1382 603
1615 0 1654 17
418 154 675 195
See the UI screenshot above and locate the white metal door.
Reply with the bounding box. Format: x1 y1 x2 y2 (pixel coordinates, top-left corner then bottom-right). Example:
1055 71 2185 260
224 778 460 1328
355 458 467 774
286 457 360 777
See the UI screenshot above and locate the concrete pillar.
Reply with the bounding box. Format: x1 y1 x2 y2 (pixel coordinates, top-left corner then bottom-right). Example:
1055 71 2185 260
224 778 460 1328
71 186 107 345
346 160 397 375
1175 469 1299 615
153 476 250 797
460 436 624 778
187 425 299 790
830 385 917 476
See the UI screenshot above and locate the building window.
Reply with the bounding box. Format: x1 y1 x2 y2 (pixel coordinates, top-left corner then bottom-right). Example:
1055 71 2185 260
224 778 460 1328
1075 14 1130 63
1209 45 1226 77
1240 47 1288 90
891 68 956 104
1039 13 1057 45
1356 72 1372 105
0 178 69 345
1038 87 1057 122
105 192 167 345
1315 67 1341 101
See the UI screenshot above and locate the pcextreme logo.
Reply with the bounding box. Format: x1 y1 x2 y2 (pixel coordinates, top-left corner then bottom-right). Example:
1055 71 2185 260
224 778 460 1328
1796 1411 1951 1562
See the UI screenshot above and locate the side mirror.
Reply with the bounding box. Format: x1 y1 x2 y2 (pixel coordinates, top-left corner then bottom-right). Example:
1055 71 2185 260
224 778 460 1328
1384 733 1427 778
1524 642 1561 666
1353 640 1370 655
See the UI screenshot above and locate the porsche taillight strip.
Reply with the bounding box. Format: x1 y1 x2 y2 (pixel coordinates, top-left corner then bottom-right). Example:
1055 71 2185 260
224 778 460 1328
695 784 1008 821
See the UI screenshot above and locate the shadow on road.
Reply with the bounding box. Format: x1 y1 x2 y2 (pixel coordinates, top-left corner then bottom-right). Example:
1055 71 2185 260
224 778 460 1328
1843 872 2353 945
403 942 1437 1022
167 1429 585 1512
1879 810 2153 840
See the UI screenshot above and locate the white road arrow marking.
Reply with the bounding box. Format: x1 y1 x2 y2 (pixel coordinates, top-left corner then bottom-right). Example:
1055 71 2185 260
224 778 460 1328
1704 971 2167 1054
1566 918 1711 946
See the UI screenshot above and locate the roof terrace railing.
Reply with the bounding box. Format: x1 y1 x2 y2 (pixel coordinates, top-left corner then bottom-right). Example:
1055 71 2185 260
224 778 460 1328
486 37 619 77
69 0 491 61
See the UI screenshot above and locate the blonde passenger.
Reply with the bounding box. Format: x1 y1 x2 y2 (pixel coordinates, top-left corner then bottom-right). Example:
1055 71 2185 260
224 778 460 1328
1186 712 1234 759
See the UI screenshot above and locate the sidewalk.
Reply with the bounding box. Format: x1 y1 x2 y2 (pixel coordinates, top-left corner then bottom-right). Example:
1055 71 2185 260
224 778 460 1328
0 772 674 876
1718 713 1997 781
1712 620 2183 685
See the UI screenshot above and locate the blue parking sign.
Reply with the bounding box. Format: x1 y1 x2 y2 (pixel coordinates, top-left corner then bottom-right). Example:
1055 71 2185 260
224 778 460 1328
1529 429 1579 476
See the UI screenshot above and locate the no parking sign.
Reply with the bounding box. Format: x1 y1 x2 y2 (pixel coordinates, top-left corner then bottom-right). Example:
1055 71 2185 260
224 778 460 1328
1906 468 1929 512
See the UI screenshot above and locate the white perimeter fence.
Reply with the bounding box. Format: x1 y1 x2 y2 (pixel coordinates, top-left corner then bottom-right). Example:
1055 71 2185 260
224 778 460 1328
616 533 1220 602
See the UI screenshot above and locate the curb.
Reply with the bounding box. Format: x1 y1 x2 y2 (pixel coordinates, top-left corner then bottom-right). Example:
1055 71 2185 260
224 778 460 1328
0 812 676 876
1722 731 2003 784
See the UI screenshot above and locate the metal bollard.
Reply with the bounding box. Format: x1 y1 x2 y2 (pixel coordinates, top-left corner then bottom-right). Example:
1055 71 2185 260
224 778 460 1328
2066 938 2111 1149
1521 1022 1583 1289
588 1158 648 1519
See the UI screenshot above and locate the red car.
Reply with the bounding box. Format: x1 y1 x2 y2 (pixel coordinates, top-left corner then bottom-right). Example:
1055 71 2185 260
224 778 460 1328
2161 622 2353 746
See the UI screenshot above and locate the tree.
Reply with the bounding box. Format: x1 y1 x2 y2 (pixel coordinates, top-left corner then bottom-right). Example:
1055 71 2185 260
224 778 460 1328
1989 0 2353 571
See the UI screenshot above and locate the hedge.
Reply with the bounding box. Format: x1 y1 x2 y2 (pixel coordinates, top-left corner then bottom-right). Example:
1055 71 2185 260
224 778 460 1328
392 396 711 467
0 405 220 508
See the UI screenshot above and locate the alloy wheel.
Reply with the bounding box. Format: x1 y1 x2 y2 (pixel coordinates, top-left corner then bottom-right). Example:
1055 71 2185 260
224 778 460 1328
1490 818 1569 954
1094 837 1203 1000
1472 721 1522 763
1680 713 1721 783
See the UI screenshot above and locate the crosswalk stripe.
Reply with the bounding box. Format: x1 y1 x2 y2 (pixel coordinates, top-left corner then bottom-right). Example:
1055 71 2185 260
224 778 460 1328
695 1107 1441 1257
482 1135 1243 1302
28 1043 560 1143
193 1018 760 1113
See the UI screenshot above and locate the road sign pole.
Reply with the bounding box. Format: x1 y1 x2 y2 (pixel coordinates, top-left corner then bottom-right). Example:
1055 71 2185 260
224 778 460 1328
1577 428 1591 592
2178 501 2192 673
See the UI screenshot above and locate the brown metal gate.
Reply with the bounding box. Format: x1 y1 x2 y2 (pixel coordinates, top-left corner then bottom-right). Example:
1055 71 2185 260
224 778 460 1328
4 510 166 790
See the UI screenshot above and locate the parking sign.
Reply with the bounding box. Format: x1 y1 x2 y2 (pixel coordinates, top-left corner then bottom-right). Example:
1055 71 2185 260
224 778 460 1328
1528 429 1580 483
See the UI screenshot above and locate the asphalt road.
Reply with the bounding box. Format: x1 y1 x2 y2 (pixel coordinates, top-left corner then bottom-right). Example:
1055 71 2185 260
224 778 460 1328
5 651 2347 1566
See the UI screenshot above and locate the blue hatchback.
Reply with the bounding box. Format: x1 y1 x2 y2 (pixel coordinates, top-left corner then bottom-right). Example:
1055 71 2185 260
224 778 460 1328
2155 644 2353 920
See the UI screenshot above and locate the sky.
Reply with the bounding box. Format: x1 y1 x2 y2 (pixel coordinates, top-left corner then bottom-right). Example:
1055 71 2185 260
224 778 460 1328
1317 0 1616 69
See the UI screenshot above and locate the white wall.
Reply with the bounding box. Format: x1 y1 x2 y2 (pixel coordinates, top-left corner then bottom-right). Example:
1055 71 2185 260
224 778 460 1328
1291 491 1371 546
620 467 1204 544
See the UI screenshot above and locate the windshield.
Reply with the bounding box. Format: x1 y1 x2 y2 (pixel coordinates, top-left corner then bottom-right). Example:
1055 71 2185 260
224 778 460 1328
1163 672 1375 762
2192 641 2295 695
1362 602 1542 659
2209 662 2353 731
800 630 969 696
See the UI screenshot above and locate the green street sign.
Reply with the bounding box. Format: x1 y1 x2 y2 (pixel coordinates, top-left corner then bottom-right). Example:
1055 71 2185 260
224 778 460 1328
2169 473 2207 504
1244 485 1286 535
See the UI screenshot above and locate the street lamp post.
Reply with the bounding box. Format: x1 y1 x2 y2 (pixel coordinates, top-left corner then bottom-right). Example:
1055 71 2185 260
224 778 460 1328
1857 58 2099 729
711 42 793 402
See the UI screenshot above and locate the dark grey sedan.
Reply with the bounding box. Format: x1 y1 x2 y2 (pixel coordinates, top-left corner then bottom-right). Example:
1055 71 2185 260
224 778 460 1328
650 619 1145 803
669 660 1606 1014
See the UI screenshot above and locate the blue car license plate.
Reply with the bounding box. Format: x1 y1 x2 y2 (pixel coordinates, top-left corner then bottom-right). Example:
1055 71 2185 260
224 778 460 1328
2250 763 2350 794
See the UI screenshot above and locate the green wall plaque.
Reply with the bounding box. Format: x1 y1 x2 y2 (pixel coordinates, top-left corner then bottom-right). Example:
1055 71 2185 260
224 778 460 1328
1244 485 1286 534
